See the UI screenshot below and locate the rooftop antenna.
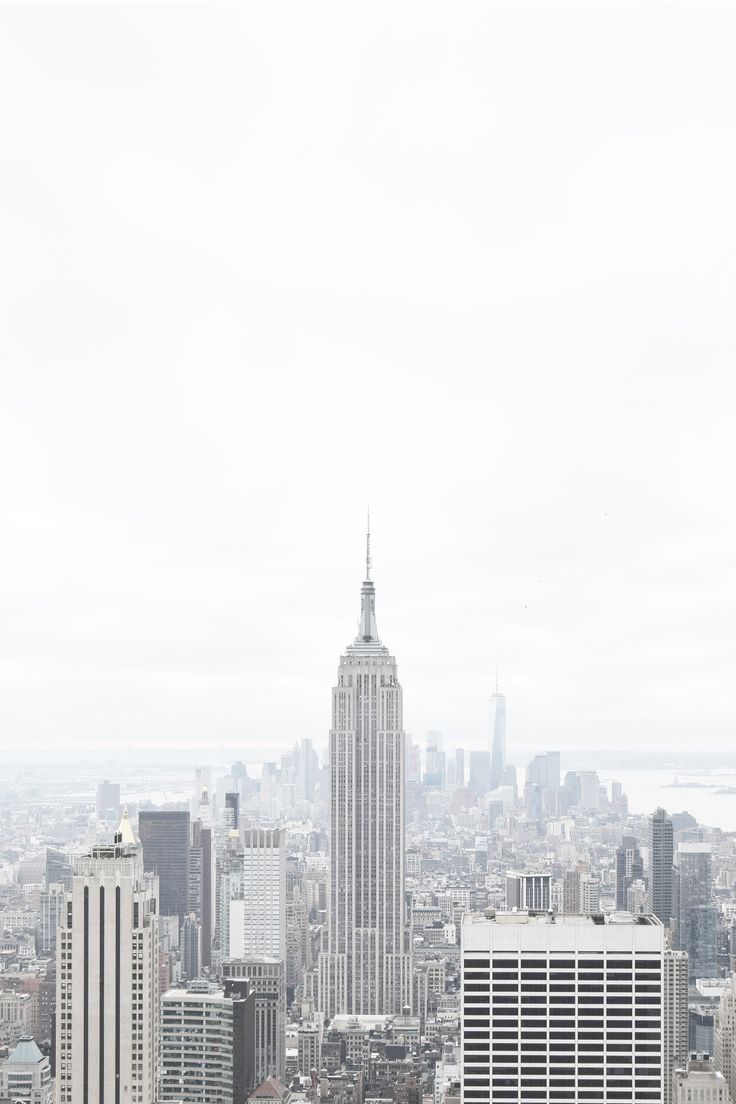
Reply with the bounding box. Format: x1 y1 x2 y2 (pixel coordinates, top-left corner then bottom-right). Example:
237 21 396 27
366 508 371 580
495 664 499 695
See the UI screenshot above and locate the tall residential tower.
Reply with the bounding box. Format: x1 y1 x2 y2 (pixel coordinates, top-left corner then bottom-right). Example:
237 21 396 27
318 528 411 1016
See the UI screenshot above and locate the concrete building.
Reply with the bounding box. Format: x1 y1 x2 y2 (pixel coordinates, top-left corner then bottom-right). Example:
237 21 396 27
319 531 411 1016
0 1035 54 1104
664 949 690 1104
229 829 286 961
461 910 682 1104
138 809 190 924
674 1057 732 1103
189 817 214 969
297 1022 322 1077
160 981 255 1104
615 835 644 910
223 958 286 1082
55 812 159 1104
715 977 736 1103
504 872 551 912
0 990 34 1048
649 807 675 926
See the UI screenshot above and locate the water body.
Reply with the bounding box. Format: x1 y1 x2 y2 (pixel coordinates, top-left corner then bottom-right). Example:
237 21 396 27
600 768 736 831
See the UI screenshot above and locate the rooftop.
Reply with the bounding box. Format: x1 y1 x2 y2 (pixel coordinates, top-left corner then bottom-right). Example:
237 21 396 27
464 910 659 927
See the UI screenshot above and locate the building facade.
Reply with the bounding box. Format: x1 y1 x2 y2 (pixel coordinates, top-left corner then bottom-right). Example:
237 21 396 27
138 809 190 924
160 981 255 1104
319 535 411 1016
55 813 159 1104
461 910 682 1104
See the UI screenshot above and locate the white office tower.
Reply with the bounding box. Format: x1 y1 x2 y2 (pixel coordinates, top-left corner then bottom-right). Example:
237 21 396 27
674 1057 732 1103
229 829 286 960
319 530 411 1016
56 812 159 1104
489 678 506 792
0 1036 54 1104
462 910 674 1104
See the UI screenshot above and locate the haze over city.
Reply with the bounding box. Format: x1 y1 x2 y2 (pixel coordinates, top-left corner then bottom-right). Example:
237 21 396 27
2 3 735 757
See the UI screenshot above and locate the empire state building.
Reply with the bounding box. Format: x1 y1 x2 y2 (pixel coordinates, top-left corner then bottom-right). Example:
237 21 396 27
318 531 412 1016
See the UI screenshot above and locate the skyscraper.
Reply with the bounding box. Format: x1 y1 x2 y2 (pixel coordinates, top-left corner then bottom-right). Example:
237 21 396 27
318 528 411 1016
648 806 675 926
222 958 285 1082
229 828 286 961
615 835 644 910
489 678 506 791
138 809 190 924
56 812 159 1104
462 910 675 1104
160 981 256 1104
675 842 718 981
189 817 214 968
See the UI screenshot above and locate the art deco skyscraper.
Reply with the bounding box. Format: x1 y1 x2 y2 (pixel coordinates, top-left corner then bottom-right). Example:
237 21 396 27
489 676 506 791
56 812 159 1104
318 529 411 1016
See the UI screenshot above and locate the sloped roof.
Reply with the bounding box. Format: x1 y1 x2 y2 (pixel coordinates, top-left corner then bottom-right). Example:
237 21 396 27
7 1036 44 1065
250 1076 290 1100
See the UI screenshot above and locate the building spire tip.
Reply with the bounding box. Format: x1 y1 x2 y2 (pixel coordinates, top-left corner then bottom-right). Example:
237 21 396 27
366 508 371 581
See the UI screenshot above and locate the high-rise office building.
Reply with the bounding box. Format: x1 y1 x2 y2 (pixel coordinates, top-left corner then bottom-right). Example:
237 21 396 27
525 752 561 818
38 882 66 956
96 781 121 822
225 791 240 831
160 981 256 1104
675 842 718 981
489 681 506 791
616 835 644 910
648 807 675 926
56 812 159 1104
229 829 286 961
46 847 72 892
462 910 678 1104
222 958 285 1082
318 531 411 1016
467 751 492 796
189 818 214 968
138 809 190 924
181 913 202 981
424 731 446 789
453 747 465 788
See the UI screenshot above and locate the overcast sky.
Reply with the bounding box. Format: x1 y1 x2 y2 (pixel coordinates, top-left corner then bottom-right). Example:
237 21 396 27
1 3 735 761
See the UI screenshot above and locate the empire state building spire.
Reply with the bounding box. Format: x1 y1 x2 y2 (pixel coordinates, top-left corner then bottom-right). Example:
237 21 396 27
350 516 385 653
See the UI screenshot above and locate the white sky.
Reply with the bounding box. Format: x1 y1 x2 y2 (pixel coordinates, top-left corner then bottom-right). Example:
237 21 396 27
1 3 735 759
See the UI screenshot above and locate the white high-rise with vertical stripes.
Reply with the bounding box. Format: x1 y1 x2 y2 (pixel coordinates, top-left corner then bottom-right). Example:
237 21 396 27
318 532 412 1016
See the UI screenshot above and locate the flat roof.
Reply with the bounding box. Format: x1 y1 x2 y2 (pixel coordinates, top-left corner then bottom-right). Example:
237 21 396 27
464 910 659 927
